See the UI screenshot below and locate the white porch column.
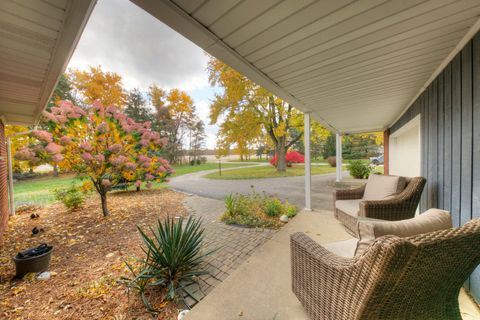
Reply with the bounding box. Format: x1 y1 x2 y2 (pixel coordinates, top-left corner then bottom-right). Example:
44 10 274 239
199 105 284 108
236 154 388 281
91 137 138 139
336 133 342 182
304 112 311 211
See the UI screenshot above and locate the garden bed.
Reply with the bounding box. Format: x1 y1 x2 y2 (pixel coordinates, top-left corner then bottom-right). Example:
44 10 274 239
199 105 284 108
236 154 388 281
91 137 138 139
0 189 186 319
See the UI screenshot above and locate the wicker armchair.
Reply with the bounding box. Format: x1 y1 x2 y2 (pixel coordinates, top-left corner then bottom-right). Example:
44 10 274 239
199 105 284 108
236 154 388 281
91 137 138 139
334 176 426 235
291 219 480 320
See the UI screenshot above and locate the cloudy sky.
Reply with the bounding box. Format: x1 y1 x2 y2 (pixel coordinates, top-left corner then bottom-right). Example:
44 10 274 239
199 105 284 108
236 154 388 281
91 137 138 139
68 0 219 148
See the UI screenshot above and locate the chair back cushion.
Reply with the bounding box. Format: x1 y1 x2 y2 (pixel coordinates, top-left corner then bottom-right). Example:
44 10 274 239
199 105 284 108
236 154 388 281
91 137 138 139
355 208 451 255
362 175 406 200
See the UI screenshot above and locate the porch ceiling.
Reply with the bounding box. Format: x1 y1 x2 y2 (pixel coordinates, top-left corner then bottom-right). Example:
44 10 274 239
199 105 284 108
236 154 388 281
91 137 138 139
132 0 480 133
0 0 96 125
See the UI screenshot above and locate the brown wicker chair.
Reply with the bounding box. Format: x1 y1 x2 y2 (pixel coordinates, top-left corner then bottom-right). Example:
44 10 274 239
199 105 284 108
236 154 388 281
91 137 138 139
291 219 480 320
334 176 426 236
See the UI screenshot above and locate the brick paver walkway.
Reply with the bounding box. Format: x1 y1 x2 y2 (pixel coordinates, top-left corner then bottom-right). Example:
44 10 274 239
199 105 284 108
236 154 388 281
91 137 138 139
180 195 277 308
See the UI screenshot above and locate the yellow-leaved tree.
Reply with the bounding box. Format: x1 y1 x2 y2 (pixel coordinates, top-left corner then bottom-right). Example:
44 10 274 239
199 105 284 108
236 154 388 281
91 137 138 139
208 57 311 172
69 66 126 107
149 85 195 163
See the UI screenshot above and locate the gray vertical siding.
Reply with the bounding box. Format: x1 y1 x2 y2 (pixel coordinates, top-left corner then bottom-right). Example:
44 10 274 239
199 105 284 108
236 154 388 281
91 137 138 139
390 31 480 301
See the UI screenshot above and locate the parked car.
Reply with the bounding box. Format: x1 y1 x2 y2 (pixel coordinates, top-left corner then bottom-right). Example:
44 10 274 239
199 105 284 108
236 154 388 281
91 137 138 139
370 155 384 165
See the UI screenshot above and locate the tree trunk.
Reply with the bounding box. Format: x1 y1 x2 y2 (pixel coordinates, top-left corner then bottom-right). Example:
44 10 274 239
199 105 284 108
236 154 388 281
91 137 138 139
136 186 140 192
276 136 287 172
100 192 109 217
53 164 59 177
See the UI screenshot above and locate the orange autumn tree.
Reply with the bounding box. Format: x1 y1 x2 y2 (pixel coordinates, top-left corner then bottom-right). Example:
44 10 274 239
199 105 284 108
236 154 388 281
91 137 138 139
15 101 172 217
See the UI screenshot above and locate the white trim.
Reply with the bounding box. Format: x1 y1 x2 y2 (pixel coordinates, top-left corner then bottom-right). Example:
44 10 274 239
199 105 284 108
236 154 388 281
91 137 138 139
390 16 480 127
390 114 421 138
33 0 97 125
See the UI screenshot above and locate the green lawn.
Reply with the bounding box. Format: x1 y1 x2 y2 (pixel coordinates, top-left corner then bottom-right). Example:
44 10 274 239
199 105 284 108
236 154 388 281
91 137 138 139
13 162 251 207
204 164 336 180
228 158 328 163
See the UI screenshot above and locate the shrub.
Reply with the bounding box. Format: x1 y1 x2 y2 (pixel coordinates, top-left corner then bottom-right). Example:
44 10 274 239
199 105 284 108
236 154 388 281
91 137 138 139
221 191 298 228
54 185 86 210
196 159 201 165
326 156 336 167
122 216 213 311
264 198 283 217
270 151 305 167
347 160 372 179
284 201 298 218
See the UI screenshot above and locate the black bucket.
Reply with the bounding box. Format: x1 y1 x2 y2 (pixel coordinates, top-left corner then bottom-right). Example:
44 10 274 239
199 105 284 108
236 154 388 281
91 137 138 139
13 245 53 278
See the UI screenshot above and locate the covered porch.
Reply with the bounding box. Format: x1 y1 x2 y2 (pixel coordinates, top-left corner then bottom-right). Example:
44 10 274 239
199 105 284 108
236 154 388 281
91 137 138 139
131 0 480 315
183 206 480 320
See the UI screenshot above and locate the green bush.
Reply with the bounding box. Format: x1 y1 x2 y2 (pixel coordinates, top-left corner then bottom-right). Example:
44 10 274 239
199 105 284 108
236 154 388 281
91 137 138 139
221 191 298 228
284 201 298 218
264 198 283 217
54 185 86 210
347 160 372 179
121 216 213 311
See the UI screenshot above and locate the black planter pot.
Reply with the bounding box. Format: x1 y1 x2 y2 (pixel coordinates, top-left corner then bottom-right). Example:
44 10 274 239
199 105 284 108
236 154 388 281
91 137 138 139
13 247 53 278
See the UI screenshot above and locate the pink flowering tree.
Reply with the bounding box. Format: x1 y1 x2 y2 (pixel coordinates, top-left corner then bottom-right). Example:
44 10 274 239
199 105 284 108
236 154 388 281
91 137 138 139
15 100 172 216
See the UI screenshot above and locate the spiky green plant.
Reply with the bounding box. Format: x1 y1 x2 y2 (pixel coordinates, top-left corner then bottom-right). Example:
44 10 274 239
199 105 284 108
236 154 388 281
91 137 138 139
136 216 213 301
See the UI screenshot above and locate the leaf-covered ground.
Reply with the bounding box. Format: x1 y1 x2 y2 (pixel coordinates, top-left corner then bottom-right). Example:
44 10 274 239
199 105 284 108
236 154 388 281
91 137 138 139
0 189 186 320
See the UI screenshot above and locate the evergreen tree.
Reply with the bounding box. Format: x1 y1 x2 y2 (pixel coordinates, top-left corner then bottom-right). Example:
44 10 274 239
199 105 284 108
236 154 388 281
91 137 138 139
125 88 152 123
322 133 336 159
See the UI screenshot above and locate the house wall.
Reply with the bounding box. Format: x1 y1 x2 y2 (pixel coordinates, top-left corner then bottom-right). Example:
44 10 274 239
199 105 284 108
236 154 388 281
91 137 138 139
389 115 421 179
0 120 9 237
390 31 480 301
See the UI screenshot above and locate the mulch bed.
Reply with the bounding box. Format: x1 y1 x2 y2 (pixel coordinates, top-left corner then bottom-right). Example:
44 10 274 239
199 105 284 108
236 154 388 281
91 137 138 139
0 189 187 320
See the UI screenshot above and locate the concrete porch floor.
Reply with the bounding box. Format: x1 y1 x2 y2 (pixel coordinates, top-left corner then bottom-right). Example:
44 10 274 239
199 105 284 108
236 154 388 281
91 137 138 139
186 209 480 320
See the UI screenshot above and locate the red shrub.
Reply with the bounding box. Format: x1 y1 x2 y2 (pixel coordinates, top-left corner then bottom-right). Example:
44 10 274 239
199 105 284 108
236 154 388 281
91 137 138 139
270 151 305 167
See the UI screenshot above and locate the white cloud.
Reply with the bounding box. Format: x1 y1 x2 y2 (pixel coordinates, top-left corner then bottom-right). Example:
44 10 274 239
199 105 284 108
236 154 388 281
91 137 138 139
67 0 220 148
68 0 210 91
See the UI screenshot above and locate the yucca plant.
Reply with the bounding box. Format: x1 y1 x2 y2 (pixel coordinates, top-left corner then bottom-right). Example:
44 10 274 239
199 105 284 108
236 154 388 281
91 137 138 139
136 216 213 302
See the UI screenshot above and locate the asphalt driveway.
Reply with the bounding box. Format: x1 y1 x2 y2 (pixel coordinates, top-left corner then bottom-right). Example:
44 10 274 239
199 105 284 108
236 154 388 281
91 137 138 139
169 163 348 210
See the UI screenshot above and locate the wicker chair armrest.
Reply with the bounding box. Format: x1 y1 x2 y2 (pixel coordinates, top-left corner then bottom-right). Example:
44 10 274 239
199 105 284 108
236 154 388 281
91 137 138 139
291 232 362 319
333 184 366 201
358 197 411 220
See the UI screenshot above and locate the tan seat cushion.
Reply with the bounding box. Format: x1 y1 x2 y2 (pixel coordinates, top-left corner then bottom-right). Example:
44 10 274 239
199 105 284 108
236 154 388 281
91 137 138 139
323 238 358 258
335 199 362 216
355 208 452 255
363 175 406 200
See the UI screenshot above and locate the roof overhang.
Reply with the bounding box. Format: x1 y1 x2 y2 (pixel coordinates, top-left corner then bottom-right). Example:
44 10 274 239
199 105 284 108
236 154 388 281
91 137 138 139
132 0 480 133
0 0 96 125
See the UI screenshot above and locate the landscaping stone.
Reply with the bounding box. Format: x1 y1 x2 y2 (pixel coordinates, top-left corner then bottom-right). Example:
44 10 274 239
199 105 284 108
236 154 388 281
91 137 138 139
36 271 50 280
178 310 189 320
280 215 289 223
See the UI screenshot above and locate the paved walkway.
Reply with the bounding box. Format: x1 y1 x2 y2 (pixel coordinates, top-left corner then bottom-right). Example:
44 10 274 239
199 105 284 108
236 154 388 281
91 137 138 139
180 195 277 308
170 164 349 211
185 209 480 320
